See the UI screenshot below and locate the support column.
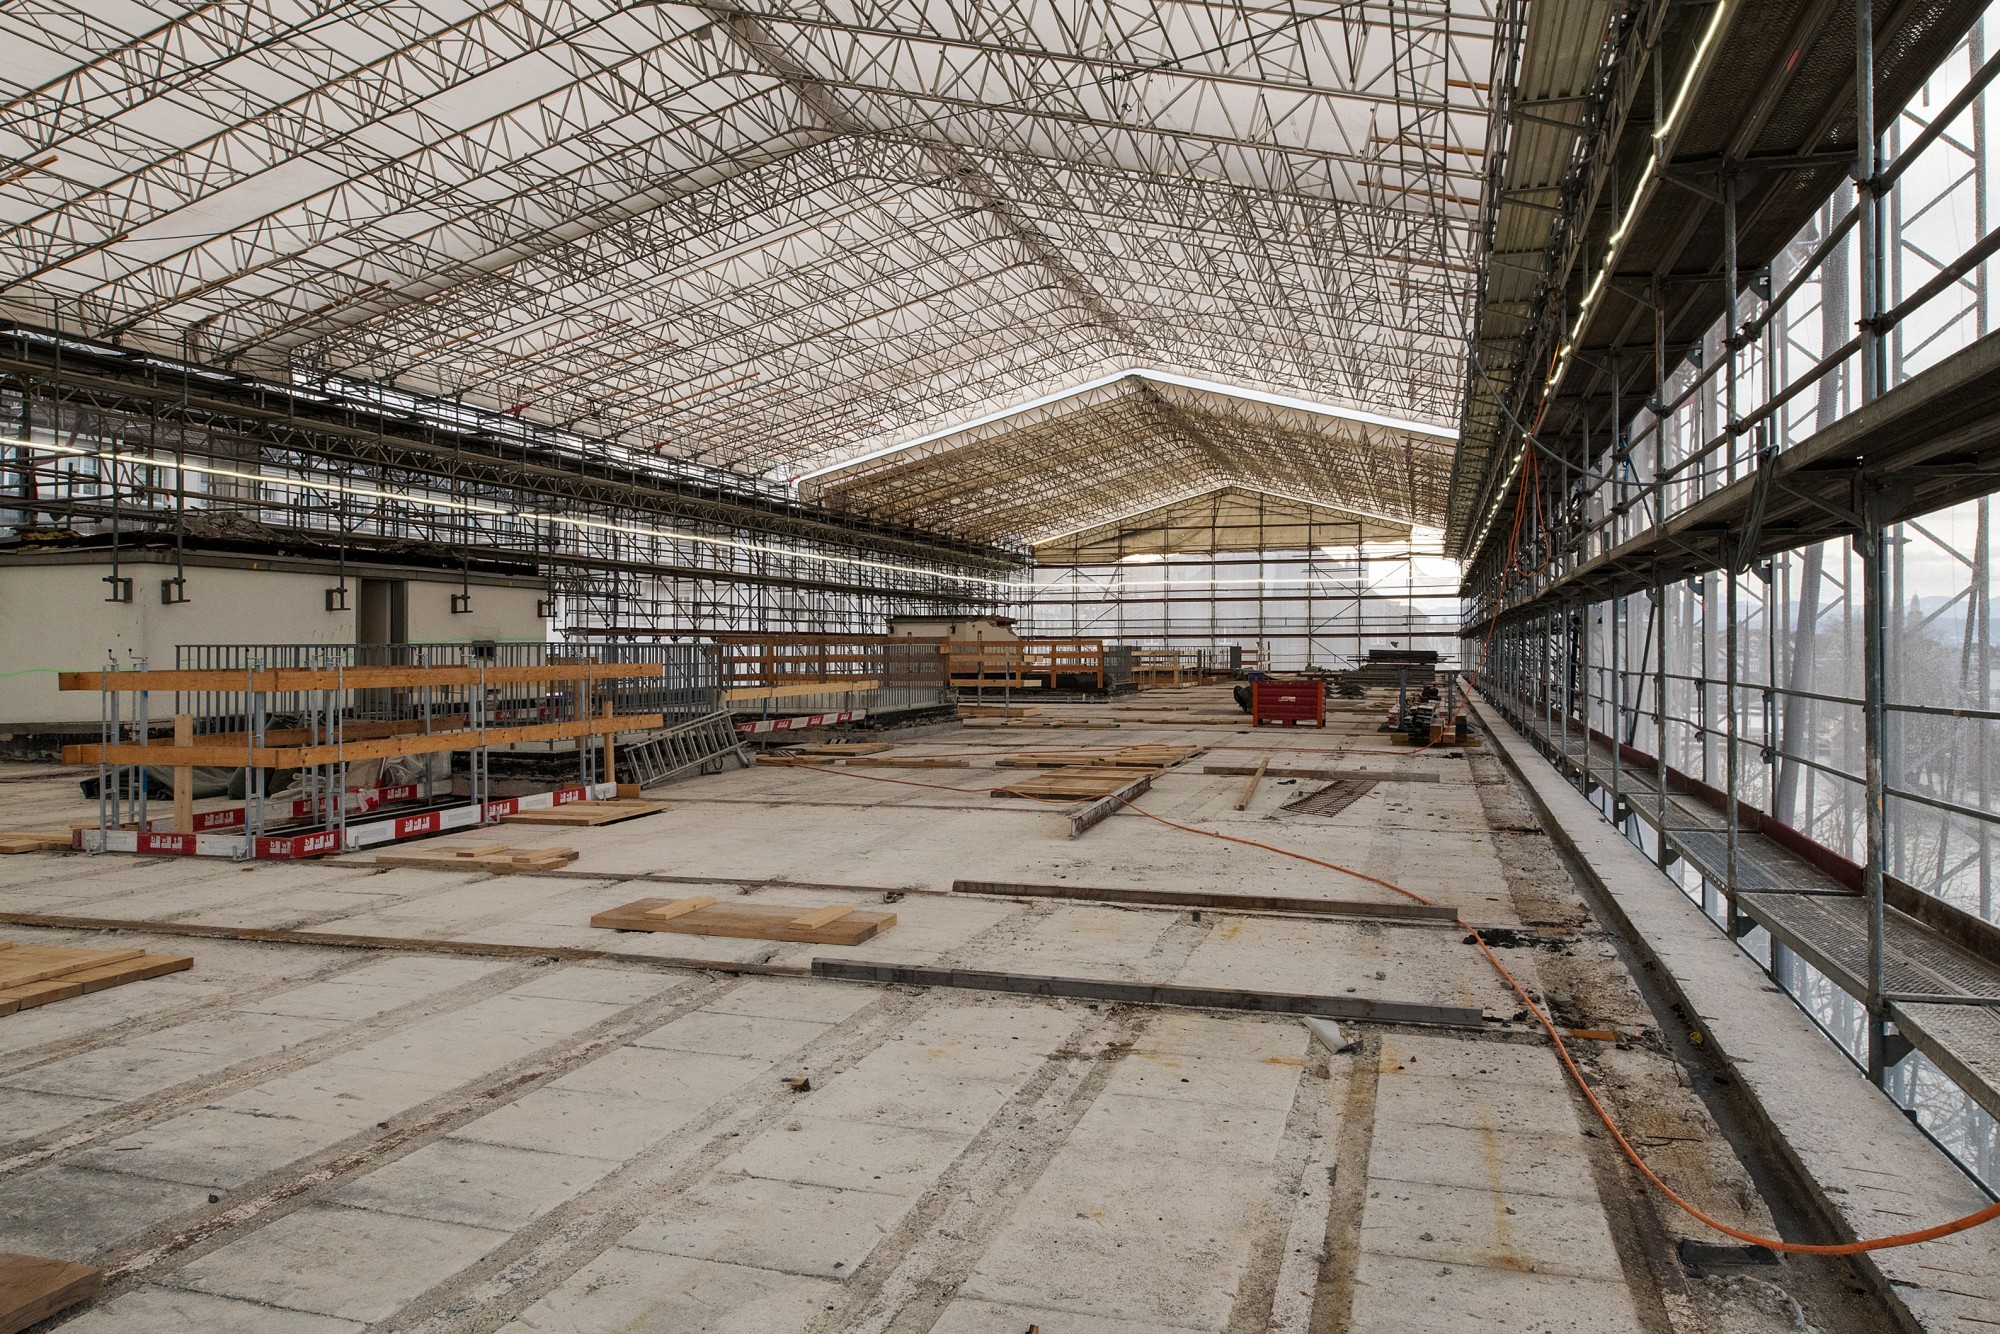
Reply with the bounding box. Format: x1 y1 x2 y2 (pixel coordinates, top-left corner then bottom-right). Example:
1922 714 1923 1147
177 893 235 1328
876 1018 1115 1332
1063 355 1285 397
1860 490 1894 1084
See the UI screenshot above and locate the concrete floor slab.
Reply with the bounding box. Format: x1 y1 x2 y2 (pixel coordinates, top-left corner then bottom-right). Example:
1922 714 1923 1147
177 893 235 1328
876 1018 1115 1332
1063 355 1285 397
329 1138 614 1230
1366 1104 1601 1203
206 1058 464 1131
800 1069 1023 1136
699 978 883 1024
717 1114 969 1197
546 1045 769 1104
170 1201 509 1322
499 1249 840 1333
503 962 686 1007
448 1087 711 1163
0 979 235 1057
626 1007 834 1061
928 1296 1212 1334
125 1009 343 1058
620 1172 912 1276
70 1107 339 1190
1359 1176 1628 1281
0 1163 214 1257
1 1041 235 1101
1347 1250 1644 1333
55 1285 367 1333
0 1086 118 1142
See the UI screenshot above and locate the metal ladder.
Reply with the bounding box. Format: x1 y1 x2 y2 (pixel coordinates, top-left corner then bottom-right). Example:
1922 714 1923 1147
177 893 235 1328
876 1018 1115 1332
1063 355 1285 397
618 710 751 789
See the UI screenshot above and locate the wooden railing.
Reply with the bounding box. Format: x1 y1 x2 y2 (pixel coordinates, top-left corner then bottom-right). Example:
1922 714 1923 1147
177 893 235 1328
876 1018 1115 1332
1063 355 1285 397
943 638 1106 690
713 636 946 701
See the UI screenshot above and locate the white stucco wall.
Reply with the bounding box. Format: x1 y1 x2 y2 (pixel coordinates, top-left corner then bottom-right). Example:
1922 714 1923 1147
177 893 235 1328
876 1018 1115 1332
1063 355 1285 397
0 554 547 729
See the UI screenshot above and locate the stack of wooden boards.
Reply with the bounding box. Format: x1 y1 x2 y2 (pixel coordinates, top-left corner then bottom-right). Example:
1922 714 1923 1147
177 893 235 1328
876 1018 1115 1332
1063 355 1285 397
992 744 1201 800
590 895 895 944
0 941 193 1017
375 842 579 873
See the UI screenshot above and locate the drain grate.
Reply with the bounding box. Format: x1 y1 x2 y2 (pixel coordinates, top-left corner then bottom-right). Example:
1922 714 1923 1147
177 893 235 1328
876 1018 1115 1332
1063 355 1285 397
1280 779 1377 816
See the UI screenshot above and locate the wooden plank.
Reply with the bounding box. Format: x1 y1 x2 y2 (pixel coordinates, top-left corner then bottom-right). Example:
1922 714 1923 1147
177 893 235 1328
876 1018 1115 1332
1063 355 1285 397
591 898 894 945
992 751 1117 768
790 905 855 929
0 946 146 988
756 754 837 766
65 953 194 991
601 699 616 786
0 953 193 1010
950 880 1460 923
724 678 882 702
993 768 1160 800
1235 758 1269 811
958 705 1041 718
499 799 666 827
59 662 666 692
1199 765 1442 782
0 978 84 1009
645 896 716 921
839 757 971 769
0 835 72 855
371 844 577 873
0 1253 103 1333
65 713 663 768
172 713 194 834
809 960 1486 1029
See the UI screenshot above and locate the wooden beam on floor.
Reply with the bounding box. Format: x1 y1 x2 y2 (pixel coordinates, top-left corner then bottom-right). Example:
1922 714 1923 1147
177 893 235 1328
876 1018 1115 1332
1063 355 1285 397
810 960 1486 1029
1235 758 1269 810
951 880 1459 923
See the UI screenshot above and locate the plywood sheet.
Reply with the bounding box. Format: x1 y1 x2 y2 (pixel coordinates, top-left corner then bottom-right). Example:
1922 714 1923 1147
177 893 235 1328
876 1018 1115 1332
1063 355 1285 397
0 1253 102 1333
589 898 894 945
499 799 666 827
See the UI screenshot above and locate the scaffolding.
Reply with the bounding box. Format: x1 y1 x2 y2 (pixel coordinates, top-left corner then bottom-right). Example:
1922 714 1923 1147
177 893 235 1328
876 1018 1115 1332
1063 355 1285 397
1462 4 2000 1192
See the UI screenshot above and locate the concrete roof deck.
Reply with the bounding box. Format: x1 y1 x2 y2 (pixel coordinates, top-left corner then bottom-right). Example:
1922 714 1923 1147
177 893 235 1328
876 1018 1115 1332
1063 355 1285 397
0 687 1930 1332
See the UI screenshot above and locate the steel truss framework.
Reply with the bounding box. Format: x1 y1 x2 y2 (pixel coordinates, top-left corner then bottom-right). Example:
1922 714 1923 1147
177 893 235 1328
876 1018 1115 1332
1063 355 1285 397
801 375 1457 544
1471 10 2000 1191
0 0 1506 537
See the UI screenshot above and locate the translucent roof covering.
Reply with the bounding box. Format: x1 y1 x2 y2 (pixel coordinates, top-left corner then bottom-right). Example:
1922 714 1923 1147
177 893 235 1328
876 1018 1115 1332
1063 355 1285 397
1 0 1506 539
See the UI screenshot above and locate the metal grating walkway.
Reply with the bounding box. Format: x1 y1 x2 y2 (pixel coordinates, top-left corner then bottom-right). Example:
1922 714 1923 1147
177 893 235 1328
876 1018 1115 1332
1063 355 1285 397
1736 893 2000 1121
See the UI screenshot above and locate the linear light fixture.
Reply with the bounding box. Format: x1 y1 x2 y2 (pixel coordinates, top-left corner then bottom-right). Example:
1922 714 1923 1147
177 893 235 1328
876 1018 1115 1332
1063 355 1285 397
792 368 1460 485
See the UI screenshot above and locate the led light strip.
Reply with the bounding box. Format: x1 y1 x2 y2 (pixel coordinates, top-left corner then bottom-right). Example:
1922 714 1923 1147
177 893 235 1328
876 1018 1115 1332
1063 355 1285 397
793 368 1460 484
1466 1 1733 562
6 437 1025 591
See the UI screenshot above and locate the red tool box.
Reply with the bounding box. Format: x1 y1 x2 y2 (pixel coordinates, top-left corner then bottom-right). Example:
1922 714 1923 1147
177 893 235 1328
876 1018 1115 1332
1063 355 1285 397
1249 680 1325 727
